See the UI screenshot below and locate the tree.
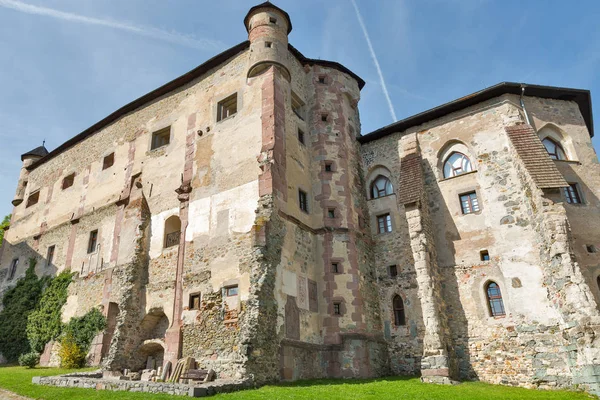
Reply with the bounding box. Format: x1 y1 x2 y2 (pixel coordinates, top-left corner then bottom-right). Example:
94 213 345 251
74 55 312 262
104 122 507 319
0 214 10 244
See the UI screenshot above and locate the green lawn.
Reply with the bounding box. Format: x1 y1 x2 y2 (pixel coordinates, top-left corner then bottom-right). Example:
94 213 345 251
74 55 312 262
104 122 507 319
0 365 596 400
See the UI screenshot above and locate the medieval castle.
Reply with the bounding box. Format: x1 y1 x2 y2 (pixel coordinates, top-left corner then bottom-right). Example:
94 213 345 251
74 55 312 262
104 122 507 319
1 2 599 395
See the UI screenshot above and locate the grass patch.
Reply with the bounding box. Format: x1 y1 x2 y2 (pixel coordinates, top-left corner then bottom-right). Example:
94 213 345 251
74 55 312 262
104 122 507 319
0 365 595 400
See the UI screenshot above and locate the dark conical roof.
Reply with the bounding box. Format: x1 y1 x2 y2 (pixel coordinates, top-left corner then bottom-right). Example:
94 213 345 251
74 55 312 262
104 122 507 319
21 145 49 161
244 2 292 34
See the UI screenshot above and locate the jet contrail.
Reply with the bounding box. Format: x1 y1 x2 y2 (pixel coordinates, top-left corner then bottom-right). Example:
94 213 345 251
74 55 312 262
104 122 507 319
0 0 223 51
350 0 397 122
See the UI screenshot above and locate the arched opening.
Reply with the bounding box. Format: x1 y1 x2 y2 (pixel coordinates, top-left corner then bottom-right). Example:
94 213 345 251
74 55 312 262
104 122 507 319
138 340 165 371
164 215 181 248
443 152 473 178
371 175 393 199
485 281 505 317
393 295 406 326
542 137 567 160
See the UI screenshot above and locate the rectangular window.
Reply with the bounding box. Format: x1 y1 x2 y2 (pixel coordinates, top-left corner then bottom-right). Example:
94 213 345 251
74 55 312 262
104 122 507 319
189 293 201 310
389 265 398 277
217 93 238 122
102 153 115 170
291 92 305 120
460 192 480 214
332 262 339 274
87 230 98 254
62 173 75 190
324 162 333 172
269 17 277 24
377 214 392 234
564 183 582 204
586 245 597 254
298 189 308 213
46 245 55 267
327 208 336 218
333 302 341 315
265 41 272 48
297 128 305 145
318 75 326 84
151 127 171 150
8 258 18 280
225 286 238 297
26 191 40 208
480 250 490 261
321 114 328 122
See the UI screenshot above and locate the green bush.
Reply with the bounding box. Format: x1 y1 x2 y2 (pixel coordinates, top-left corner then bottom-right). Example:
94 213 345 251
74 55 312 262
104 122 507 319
0 258 47 362
18 352 40 368
58 333 86 369
0 214 10 244
26 271 73 353
63 307 106 353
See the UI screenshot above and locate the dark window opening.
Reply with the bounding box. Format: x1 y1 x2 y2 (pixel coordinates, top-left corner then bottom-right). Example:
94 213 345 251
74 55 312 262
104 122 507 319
87 230 98 254
151 127 171 150
189 293 201 310
62 173 75 190
586 245 597 254
321 114 328 122
8 258 19 280
298 129 305 145
217 94 238 122
269 17 277 24
46 245 55 267
333 302 341 315
291 92 305 120
327 208 336 218
103 153 115 170
393 295 406 326
597 276 600 292
460 191 480 214
486 282 506 318
389 265 398 277
225 286 238 297
564 183 582 204
324 162 333 172
480 250 490 261
299 189 308 213
26 191 40 208
318 75 326 84
265 41 272 48
377 214 392 234
332 263 339 274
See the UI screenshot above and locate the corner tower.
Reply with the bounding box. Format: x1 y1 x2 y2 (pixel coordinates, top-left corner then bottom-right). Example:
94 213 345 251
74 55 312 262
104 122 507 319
244 2 292 81
12 146 48 206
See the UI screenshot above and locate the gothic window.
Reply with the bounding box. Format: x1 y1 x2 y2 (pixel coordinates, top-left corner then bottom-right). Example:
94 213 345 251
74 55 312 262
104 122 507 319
460 191 480 214
393 295 406 326
486 282 505 317
164 216 181 248
564 183 583 204
443 152 473 178
371 175 393 199
542 138 567 160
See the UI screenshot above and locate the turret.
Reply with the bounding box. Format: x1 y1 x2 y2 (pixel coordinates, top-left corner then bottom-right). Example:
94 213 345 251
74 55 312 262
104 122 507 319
244 2 292 81
12 145 48 206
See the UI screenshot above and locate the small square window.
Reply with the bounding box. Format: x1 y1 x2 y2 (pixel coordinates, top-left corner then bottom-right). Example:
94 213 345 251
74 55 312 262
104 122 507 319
332 263 340 274
460 192 480 214
269 17 277 24
586 245 597 254
377 214 392 234
318 76 326 84
87 230 98 254
265 41 272 48
299 189 308 213
480 250 490 261
217 94 238 122
26 191 40 208
225 286 238 297
46 245 55 267
151 127 171 150
103 153 115 170
324 162 333 172
298 129 305 145
327 208 336 218
62 173 75 190
333 302 342 315
389 265 398 277
189 293 201 310
564 183 583 204
321 114 328 122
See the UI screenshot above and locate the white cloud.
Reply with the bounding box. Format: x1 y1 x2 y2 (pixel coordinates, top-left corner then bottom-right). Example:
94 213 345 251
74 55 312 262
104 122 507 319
0 0 223 51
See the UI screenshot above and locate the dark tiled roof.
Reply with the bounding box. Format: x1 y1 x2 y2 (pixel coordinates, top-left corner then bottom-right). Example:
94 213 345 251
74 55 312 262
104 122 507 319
398 153 424 205
244 2 293 34
21 145 48 161
505 124 568 189
359 82 594 143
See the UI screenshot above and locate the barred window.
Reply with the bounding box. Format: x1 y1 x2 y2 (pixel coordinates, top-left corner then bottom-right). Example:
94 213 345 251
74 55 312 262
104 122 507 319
486 282 505 318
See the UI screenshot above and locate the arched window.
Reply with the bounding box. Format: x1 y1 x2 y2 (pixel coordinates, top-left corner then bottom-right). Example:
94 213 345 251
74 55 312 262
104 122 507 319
542 138 567 160
371 176 393 199
485 282 505 318
164 215 181 248
443 152 472 178
393 295 406 326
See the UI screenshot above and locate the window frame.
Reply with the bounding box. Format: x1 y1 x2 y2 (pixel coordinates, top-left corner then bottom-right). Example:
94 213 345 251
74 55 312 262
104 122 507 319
443 152 473 179
26 190 40 208
87 230 98 254
393 295 406 326
485 281 506 318
370 175 393 199
542 137 567 161
45 245 56 268
102 153 115 170
377 213 393 234
189 292 201 310
62 173 75 190
564 183 583 204
298 189 308 213
225 285 238 297
216 93 238 122
331 262 340 274
150 126 171 150
459 191 480 215
333 302 342 316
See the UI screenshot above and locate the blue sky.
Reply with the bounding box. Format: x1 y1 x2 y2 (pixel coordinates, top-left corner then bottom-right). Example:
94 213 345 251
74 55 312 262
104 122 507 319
1 0 599 218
